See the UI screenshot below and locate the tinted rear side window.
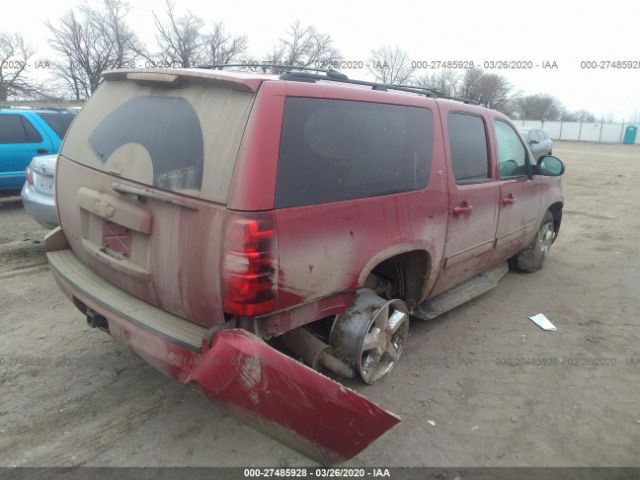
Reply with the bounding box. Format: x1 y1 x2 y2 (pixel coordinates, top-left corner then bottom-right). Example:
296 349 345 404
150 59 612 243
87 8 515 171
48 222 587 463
447 113 489 183
276 98 433 208
0 115 42 143
38 112 76 139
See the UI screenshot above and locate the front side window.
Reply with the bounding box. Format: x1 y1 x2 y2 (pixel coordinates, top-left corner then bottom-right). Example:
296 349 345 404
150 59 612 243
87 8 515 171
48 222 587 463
276 98 433 208
447 113 490 184
495 120 528 178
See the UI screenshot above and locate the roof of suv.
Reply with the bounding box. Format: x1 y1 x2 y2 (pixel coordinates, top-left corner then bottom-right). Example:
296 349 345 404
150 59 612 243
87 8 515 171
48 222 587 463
103 68 484 108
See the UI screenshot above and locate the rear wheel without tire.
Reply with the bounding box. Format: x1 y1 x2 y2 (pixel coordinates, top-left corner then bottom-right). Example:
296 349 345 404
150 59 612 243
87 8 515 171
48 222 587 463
329 289 409 384
509 210 555 272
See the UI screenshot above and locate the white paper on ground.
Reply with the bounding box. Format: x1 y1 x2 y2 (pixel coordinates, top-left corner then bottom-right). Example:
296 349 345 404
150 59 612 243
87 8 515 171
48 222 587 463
529 313 557 331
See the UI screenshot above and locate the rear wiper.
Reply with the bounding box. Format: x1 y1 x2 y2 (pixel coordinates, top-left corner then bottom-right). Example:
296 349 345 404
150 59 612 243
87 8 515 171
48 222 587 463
112 183 198 211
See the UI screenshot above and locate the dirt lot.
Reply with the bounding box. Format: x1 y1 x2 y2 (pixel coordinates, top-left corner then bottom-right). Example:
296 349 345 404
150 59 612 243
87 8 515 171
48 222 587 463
0 141 639 467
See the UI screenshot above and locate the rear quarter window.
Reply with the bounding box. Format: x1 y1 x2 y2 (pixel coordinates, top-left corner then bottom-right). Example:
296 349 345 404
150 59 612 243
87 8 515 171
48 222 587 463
275 98 433 208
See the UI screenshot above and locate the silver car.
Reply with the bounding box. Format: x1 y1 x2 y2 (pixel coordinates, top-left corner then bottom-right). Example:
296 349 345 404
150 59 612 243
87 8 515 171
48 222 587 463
21 154 58 228
518 127 553 160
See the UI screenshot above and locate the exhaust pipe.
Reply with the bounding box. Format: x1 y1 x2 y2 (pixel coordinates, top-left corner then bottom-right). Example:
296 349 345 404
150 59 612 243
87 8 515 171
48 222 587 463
281 327 354 378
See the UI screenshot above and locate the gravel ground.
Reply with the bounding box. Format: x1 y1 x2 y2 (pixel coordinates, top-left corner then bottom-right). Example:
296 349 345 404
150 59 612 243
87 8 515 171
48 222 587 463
0 141 639 467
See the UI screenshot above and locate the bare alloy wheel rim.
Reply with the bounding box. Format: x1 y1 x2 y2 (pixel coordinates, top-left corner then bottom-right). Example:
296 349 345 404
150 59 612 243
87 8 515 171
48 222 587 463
358 299 409 384
539 221 555 258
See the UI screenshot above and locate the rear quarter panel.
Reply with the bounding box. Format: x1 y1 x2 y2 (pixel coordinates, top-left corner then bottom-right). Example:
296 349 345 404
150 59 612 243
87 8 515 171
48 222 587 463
229 83 449 323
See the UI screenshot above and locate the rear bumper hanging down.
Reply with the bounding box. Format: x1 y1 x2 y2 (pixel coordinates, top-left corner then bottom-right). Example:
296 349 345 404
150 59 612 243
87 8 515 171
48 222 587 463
46 227 400 464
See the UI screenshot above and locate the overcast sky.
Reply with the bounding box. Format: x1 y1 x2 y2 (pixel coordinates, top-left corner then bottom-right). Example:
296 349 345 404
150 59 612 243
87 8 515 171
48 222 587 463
2 0 640 122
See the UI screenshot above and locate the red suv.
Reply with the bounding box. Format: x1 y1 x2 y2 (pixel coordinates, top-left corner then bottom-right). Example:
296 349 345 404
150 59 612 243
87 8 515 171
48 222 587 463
45 67 565 464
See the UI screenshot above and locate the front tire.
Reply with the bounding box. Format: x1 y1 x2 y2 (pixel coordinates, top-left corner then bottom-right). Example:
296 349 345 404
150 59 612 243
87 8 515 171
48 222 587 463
509 210 555 272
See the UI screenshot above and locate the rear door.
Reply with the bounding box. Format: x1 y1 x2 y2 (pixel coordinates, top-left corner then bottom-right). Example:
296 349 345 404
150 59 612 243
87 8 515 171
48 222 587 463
431 107 500 296
492 118 541 258
56 73 256 327
0 113 52 189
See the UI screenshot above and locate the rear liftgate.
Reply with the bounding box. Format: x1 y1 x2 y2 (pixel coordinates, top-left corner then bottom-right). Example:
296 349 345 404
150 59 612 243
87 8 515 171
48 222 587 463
191 329 400 464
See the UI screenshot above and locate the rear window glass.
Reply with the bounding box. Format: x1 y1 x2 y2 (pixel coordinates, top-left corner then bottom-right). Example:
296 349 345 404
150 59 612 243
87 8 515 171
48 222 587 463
37 112 76 139
60 79 255 203
275 98 433 208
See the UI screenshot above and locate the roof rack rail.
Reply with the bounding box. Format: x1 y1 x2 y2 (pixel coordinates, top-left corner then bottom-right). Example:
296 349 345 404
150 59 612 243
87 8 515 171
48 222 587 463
198 64 474 104
279 70 474 104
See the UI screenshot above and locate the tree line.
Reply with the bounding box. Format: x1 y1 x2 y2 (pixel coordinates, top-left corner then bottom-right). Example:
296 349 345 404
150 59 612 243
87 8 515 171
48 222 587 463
0 0 597 122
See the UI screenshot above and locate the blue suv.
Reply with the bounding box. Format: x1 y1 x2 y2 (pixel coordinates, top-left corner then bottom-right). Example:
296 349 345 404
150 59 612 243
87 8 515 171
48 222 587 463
0 108 76 191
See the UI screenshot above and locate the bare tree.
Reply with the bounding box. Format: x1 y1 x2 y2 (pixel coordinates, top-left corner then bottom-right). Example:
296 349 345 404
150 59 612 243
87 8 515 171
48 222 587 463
262 45 285 67
0 33 43 101
600 112 615 123
204 23 248 66
48 0 140 99
514 93 563 121
415 69 461 97
267 21 341 69
460 68 512 112
368 46 413 85
561 109 596 122
102 0 139 68
148 0 204 68
50 58 85 101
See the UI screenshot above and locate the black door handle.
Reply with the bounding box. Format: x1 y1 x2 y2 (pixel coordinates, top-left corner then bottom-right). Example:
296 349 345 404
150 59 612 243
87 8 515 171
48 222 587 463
36 148 48 154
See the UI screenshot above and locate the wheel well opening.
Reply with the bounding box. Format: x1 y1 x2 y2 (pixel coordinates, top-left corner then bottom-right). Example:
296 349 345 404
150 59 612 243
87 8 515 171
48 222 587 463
363 250 430 310
548 202 563 238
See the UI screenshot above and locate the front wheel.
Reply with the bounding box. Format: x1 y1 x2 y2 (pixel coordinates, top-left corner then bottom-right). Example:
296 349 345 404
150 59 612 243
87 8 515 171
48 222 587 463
509 210 555 272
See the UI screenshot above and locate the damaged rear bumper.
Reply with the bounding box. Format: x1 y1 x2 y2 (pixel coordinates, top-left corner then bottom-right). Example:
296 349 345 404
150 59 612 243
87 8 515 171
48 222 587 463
46 229 400 464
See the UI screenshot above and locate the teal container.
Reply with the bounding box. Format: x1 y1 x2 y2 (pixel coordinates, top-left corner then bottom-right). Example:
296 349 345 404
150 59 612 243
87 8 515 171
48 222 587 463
623 125 638 144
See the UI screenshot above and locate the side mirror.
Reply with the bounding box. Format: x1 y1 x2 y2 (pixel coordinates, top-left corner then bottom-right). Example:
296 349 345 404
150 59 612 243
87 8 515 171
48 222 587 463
529 139 539 145
537 155 565 176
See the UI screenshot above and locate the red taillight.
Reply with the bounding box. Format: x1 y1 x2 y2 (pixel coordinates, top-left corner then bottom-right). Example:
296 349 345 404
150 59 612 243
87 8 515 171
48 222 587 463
25 166 33 186
222 212 277 316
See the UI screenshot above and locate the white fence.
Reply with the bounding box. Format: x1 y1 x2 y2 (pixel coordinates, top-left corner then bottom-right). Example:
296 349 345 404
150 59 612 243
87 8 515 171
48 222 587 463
515 119 640 145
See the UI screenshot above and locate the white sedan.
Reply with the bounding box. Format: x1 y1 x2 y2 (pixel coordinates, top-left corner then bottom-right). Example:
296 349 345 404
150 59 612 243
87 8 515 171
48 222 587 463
21 154 58 228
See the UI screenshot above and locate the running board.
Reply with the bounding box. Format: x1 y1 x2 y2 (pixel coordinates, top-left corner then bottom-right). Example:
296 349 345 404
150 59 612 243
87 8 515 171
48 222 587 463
413 262 508 320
